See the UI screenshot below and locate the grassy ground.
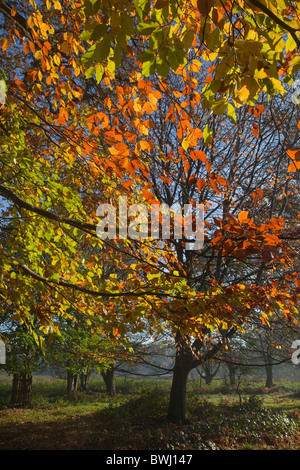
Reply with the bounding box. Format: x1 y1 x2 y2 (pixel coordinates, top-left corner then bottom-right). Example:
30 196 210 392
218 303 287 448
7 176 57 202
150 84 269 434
1 374 300 450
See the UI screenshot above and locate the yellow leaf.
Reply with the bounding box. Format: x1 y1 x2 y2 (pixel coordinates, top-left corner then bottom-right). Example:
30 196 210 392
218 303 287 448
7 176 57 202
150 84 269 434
235 85 250 103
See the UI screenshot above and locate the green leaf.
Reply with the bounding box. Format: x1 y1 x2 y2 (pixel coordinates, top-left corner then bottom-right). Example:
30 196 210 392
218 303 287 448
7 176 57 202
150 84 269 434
181 28 196 51
90 23 108 41
211 97 228 115
81 45 96 68
85 66 95 78
96 63 103 83
290 56 300 74
142 58 156 76
167 47 180 70
203 124 213 144
138 49 156 63
137 20 160 35
156 56 170 76
155 0 168 8
133 0 150 20
94 35 111 63
227 102 236 123
50 272 60 282
84 0 101 17
120 13 134 36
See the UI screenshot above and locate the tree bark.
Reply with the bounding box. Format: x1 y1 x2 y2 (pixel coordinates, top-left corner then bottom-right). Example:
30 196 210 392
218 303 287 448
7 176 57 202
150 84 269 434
10 373 32 408
265 363 273 388
80 373 89 391
167 358 190 424
102 367 116 397
167 328 235 425
228 363 236 386
67 372 78 394
167 332 194 424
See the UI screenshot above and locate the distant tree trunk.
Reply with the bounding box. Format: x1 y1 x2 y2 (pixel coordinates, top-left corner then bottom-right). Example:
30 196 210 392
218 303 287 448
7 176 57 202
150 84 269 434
204 369 212 385
80 373 89 391
10 373 32 408
67 372 78 394
265 363 273 388
259 331 274 388
228 363 236 386
102 367 116 397
198 360 220 385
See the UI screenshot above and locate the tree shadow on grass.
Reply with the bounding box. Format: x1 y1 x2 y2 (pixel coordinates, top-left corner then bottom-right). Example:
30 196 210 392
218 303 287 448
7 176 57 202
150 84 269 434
0 389 171 450
1 389 300 450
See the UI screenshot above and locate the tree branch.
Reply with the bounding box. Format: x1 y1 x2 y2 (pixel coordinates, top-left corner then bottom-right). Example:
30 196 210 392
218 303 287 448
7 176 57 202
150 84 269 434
247 0 300 47
0 245 186 300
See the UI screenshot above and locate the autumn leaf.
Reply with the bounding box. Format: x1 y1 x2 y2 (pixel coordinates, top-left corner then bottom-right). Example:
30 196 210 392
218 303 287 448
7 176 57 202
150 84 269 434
252 124 259 138
197 0 214 16
190 150 207 162
287 149 300 172
287 149 300 162
238 211 249 224
57 107 69 125
121 180 133 189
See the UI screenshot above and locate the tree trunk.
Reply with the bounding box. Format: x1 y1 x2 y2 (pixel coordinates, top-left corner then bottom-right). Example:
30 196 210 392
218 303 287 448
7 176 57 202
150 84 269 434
102 367 116 397
167 329 235 425
204 365 213 385
167 360 190 424
80 373 89 391
10 373 32 408
228 363 236 386
265 363 273 388
67 372 78 394
167 332 194 424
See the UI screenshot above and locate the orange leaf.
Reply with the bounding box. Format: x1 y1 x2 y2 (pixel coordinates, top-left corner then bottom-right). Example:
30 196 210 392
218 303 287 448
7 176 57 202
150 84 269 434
238 211 249 224
29 41 35 53
287 149 300 162
1 38 9 51
23 42 29 55
253 104 264 118
263 234 280 246
137 140 152 151
204 74 212 84
287 161 300 172
14 77 27 92
252 124 259 137
57 107 69 125
190 150 207 162
121 180 133 189
96 112 109 128
109 143 129 156
142 190 156 202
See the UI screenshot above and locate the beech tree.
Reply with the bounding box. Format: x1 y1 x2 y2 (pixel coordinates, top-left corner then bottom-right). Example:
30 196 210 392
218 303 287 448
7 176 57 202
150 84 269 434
0 0 300 423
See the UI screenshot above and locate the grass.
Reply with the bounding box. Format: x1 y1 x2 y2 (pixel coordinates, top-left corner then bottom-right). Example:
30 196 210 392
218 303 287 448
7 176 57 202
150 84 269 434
1 374 300 450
